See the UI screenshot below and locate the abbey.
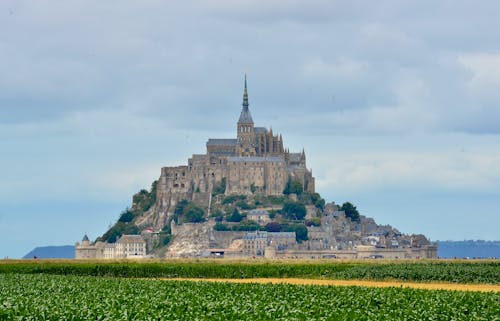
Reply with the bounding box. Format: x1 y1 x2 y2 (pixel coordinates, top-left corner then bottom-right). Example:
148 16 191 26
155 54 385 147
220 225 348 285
155 76 315 215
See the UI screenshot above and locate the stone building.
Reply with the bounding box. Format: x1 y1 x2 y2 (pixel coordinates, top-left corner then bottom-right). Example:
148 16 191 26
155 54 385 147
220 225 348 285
243 231 296 256
75 235 105 259
155 75 315 227
104 235 147 258
75 234 146 259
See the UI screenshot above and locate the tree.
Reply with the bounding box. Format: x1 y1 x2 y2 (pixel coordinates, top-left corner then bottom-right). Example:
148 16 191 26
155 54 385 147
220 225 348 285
213 178 226 196
293 224 308 243
314 198 325 210
226 208 244 222
279 223 308 242
265 222 281 232
118 208 135 223
340 202 360 222
185 204 205 223
283 178 303 195
174 200 189 216
282 201 307 220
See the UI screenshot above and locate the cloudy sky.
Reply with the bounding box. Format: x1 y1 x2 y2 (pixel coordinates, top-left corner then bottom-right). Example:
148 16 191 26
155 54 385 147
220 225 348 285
1 1 499 258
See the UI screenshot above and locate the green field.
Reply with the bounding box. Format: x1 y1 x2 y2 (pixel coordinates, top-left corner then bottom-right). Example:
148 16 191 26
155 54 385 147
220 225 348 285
1 273 499 321
1 259 499 284
1 260 499 320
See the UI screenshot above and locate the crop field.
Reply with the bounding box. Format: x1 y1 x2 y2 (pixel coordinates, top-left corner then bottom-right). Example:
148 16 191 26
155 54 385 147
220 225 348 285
1 259 499 284
1 273 499 321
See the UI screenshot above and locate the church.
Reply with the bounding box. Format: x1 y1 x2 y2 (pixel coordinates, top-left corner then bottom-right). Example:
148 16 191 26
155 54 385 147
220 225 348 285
155 76 315 215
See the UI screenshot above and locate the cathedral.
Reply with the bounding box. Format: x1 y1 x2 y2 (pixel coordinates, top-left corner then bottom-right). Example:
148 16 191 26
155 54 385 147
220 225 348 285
155 76 315 215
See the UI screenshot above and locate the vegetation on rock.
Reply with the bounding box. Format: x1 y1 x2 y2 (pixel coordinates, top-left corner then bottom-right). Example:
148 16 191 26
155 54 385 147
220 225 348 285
340 201 360 222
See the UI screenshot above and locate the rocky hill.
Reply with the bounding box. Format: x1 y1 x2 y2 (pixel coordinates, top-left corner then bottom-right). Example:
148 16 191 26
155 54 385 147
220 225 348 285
96 179 432 258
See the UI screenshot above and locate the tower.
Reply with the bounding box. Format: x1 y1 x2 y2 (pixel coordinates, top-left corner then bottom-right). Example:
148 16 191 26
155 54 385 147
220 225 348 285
237 74 256 156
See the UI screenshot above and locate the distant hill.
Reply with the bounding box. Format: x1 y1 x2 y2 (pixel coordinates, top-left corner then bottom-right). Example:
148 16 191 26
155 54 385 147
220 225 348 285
437 240 500 259
23 245 74 259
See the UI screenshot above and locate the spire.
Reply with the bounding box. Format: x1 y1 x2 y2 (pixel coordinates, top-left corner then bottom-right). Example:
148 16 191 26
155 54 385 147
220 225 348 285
242 73 249 111
238 73 253 124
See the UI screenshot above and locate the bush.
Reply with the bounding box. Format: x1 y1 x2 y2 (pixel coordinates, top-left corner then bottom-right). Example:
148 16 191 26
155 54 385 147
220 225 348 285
214 223 230 231
212 178 226 196
226 208 244 223
210 209 224 217
221 195 247 205
236 200 255 210
305 218 321 227
265 222 281 232
231 220 262 231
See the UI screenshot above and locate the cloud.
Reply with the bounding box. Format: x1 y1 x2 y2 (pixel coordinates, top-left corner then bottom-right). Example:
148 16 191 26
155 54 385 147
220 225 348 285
316 145 500 194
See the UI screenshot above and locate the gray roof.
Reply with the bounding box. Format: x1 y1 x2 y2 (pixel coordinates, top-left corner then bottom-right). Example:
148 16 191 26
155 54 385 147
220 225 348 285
117 235 145 244
207 139 238 146
244 231 268 240
269 232 296 238
228 156 284 163
82 234 89 242
244 231 296 240
238 108 253 123
248 209 269 215
254 127 267 134
288 153 302 162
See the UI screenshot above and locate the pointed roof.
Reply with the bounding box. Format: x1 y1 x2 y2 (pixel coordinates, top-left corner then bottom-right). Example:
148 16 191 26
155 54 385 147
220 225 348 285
82 234 89 242
238 73 253 124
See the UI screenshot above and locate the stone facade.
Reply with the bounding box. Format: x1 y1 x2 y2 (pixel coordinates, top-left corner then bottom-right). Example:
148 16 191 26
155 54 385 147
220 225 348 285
75 234 147 259
154 76 315 229
243 231 296 256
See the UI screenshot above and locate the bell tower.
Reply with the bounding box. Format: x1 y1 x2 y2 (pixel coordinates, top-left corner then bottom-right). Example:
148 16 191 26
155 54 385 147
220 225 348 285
237 74 256 156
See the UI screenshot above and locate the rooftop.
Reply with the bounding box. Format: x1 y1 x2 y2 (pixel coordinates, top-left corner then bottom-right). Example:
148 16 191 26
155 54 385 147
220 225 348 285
228 156 284 163
207 139 238 146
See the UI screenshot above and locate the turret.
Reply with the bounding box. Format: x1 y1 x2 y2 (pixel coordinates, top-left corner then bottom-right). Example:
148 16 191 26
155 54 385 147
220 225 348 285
82 234 90 246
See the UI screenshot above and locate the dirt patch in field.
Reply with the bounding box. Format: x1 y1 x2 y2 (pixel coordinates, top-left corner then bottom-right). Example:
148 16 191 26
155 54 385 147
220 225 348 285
163 278 500 293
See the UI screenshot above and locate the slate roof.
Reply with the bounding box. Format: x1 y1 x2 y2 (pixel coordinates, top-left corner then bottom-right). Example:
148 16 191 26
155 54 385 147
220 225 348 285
228 156 284 163
206 139 238 146
254 127 267 134
238 108 254 123
288 153 302 162
117 235 146 244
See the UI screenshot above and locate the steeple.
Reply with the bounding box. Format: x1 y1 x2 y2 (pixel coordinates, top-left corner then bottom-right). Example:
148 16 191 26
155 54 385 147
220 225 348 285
238 73 253 124
243 73 249 110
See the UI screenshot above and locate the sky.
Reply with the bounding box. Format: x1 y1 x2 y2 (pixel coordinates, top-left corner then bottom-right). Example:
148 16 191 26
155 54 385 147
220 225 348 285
1 1 499 258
